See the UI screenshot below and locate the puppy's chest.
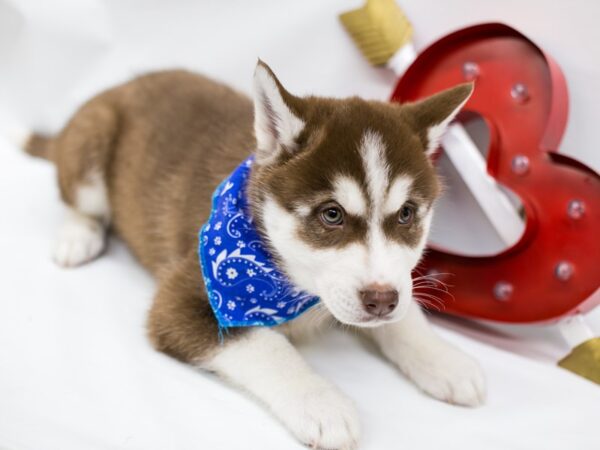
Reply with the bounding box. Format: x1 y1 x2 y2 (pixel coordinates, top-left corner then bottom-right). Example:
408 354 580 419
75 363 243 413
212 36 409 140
277 306 335 342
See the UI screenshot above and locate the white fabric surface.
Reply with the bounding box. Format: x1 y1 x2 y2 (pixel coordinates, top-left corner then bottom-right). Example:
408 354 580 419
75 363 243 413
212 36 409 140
1 1 599 449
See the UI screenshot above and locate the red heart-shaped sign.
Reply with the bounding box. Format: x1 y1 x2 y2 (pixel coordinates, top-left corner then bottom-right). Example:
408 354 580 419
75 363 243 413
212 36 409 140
393 23 600 323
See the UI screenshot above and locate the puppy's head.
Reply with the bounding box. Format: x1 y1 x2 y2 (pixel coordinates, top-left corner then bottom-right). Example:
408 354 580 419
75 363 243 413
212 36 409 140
249 61 472 327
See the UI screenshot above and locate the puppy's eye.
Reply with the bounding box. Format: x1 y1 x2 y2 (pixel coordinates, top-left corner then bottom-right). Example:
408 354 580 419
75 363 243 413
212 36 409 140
320 205 344 227
398 203 415 226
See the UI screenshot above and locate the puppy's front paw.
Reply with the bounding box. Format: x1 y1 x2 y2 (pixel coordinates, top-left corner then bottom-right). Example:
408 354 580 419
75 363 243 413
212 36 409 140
402 345 486 407
273 383 360 450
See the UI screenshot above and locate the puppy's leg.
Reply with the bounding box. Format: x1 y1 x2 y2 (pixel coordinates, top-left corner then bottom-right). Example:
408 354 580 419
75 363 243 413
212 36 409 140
367 300 486 406
148 255 360 450
206 328 360 449
53 202 107 268
50 100 116 267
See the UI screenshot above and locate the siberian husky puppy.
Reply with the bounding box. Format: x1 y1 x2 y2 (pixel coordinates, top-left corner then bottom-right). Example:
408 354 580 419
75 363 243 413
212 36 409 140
24 61 484 449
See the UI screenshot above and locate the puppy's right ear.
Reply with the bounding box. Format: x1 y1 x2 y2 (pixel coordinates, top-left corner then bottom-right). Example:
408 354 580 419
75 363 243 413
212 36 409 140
253 60 305 165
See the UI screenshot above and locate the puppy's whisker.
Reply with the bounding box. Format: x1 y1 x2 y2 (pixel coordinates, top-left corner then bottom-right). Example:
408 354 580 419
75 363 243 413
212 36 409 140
414 296 442 312
413 282 450 294
413 277 453 293
413 274 454 287
413 292 446 311
414 284 454 299
413 272 454 279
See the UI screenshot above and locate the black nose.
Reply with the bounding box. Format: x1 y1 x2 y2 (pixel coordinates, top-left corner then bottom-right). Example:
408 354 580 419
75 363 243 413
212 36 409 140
359 285 399 317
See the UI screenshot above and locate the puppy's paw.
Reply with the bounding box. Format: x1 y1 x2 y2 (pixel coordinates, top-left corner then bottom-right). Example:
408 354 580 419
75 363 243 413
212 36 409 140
273 383 360 450
53 214 105 268
402 344 486 407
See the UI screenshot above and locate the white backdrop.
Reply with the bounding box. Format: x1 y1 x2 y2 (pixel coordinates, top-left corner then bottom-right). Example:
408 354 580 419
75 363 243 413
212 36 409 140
2 0 599 171
1 1 599 450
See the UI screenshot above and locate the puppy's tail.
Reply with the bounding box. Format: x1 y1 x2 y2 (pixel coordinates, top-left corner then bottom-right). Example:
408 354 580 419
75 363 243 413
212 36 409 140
24 132 54 161
6 126 54 161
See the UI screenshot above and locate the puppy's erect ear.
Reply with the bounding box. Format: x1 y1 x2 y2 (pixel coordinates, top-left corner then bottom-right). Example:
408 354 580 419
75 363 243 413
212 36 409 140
403 83 474 156
253 60 305 165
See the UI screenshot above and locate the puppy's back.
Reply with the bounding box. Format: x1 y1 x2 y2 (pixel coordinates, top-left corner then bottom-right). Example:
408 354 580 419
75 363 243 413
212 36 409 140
48 70 256 272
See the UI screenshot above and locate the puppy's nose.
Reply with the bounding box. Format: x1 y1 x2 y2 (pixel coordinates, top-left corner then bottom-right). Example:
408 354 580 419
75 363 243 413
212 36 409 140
359 285 399 317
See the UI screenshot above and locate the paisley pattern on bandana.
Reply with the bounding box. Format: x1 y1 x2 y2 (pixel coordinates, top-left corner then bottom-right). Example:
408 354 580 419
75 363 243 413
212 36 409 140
198 157 320 328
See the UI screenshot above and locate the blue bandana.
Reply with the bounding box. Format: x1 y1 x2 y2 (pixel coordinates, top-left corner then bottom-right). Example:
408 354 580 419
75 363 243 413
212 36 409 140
198 157 320 329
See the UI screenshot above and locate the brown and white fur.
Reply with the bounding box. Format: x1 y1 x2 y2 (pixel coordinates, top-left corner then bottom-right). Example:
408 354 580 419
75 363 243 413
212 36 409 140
23 62 485 449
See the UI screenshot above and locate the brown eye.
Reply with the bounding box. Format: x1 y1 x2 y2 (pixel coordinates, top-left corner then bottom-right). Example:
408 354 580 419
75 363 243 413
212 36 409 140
320 206 344 227
398 204 415 226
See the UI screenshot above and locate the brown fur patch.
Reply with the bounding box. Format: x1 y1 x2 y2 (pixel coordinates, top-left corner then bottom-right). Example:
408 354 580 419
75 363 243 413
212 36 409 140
45 70 255 362
247 76 473 252
249 94 442 250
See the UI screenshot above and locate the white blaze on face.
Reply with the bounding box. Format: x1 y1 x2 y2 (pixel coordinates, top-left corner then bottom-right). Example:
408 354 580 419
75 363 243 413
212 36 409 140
384 176 412 215
359 131 421 319
332 176 367 216
261 130 433 326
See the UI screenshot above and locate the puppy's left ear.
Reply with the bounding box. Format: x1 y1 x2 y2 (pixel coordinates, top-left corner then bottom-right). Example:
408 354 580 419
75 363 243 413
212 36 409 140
253 60 305 165
403 83 474 156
